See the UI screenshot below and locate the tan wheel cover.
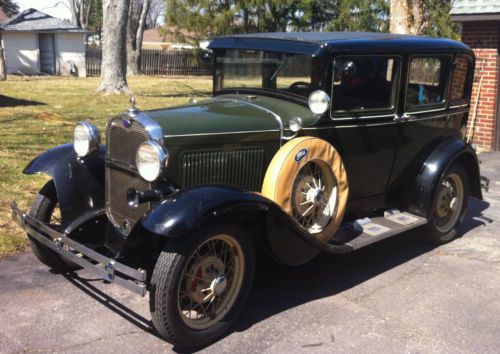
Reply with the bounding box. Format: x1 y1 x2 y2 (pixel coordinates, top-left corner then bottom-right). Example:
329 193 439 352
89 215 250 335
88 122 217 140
262 136 349 242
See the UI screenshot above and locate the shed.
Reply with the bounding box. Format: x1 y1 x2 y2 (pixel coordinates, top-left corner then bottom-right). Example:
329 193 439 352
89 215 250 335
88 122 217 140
451 0 500 151
0 8 87 77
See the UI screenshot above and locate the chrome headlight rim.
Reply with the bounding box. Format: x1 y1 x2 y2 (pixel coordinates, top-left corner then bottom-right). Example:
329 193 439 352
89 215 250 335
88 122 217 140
308 90 331 115
73 121 100 157
136 140 169 182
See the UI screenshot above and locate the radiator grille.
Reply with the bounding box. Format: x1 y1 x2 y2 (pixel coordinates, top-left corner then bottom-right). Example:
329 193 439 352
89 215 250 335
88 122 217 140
106 118 151 231
181 148 265 191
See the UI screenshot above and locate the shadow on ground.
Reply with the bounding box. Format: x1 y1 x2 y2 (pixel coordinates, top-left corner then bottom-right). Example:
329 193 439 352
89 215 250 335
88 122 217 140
0 94 46 108
61 197 491 353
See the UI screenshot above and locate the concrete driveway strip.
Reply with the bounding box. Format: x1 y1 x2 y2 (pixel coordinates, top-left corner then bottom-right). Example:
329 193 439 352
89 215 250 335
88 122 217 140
1 152 499 354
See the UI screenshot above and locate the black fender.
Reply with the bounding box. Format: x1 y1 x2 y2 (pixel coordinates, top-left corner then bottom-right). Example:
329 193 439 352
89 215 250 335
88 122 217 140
24 144 105 227
407 138 482 218
139 186 349 266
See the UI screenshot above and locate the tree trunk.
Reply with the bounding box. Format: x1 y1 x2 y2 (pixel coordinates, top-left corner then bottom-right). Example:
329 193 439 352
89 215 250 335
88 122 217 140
98 0 131 94
390 0 426 35
69 0 81 27
127 0 150 75
0 33 7 81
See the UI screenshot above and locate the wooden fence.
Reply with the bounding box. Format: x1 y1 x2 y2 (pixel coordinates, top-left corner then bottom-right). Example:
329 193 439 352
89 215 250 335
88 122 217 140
85 48 212 77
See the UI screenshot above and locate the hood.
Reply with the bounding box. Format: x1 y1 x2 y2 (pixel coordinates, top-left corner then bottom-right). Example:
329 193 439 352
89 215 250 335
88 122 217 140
145 94 316 137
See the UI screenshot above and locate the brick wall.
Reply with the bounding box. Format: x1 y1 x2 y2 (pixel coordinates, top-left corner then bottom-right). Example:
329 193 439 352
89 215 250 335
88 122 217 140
461 21 500 151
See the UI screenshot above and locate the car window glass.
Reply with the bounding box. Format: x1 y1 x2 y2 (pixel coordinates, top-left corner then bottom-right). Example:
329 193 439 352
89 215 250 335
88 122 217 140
406 56 449 111
331 56 399 115
449 57 471 106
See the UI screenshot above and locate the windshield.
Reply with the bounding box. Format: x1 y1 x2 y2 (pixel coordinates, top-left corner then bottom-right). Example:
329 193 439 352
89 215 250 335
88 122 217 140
215 49 326 98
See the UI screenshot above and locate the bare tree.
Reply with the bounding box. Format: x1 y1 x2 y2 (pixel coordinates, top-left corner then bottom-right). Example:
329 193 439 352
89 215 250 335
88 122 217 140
147 0 164 28
0 33 6 81
390 0 426 35
98 0 131 94
68 0 93 29
127 0 151 75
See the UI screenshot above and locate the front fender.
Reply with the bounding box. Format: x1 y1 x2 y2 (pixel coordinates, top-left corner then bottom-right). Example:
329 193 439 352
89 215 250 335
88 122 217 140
407 138 482 218
24 144 105 226
140 186 332 265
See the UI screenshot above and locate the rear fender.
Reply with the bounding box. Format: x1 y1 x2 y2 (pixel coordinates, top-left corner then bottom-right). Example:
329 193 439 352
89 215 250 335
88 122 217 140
407 138 482 218
139 186 323 266
24 144 105 227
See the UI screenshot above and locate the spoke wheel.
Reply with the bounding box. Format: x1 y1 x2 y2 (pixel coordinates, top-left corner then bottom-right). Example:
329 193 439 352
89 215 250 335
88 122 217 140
291 161 338 234
178 235 245 330
434 173 464 233
150 224 255 349
425 164 469 245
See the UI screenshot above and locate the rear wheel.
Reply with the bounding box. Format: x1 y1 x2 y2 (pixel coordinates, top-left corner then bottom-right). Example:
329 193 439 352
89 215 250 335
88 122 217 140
425 164 469 244
28 180 75 272
150 224 255 349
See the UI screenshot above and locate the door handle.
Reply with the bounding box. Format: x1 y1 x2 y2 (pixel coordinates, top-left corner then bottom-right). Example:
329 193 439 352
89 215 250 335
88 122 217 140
394 113 416 122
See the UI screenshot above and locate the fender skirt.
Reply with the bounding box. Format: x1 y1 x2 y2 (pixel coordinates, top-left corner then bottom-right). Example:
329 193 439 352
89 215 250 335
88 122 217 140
141 186 352 266
23 144 105 227
407 138 482 218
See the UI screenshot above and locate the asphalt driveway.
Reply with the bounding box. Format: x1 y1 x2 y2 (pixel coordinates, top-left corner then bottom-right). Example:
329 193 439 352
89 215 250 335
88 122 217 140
1 153 499 353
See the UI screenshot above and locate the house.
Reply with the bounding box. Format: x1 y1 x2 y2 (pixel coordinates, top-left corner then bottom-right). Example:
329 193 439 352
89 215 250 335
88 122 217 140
0 8 87 77
142 26 209 50
451 0 500 151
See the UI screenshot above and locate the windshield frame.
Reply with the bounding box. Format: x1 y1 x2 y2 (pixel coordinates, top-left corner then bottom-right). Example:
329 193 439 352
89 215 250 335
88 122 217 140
212 48 329 105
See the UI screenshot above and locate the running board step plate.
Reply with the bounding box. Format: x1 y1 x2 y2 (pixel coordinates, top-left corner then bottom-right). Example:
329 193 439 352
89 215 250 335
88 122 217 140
329 212 428 251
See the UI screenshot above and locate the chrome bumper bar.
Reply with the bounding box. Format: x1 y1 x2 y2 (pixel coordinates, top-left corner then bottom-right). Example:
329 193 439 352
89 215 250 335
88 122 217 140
11 202 147 296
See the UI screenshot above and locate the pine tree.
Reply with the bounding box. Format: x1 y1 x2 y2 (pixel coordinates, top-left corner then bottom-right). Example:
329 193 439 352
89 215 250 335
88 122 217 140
0 0 19 17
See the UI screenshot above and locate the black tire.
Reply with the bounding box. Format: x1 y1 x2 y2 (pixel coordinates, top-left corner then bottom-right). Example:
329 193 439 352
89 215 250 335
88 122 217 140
28 180 75 272
149 224 255 349
425 164 469 245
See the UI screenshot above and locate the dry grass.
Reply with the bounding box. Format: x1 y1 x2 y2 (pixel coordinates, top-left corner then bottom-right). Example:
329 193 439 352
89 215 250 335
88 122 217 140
0 75 212 256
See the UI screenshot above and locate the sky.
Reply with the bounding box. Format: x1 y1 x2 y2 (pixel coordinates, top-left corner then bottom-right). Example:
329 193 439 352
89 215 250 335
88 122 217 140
17 0 72 20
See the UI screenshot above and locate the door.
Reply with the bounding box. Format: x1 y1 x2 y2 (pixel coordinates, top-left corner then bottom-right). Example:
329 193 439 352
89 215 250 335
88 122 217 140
38 33 56 75
309 55 402 201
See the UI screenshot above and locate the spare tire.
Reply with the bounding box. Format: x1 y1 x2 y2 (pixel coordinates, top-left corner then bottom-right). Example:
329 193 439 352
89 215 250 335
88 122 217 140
262 137 349 242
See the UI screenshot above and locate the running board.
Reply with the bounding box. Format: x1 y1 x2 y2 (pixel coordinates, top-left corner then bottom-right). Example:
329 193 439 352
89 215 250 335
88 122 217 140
328 211 428 251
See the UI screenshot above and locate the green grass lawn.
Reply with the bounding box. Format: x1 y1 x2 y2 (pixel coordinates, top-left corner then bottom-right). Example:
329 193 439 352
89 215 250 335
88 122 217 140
0 75 212 256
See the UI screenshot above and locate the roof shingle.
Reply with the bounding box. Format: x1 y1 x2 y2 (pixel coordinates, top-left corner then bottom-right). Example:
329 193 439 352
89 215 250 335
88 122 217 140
0 8 87 32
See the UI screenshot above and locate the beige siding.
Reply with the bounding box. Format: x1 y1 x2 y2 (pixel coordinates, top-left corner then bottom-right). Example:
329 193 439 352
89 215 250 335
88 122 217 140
2 32 39 74
55 32 86 77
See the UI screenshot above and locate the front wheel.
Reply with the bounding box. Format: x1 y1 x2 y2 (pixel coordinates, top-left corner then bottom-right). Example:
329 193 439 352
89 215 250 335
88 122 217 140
425 164 469 244
149 224 255 349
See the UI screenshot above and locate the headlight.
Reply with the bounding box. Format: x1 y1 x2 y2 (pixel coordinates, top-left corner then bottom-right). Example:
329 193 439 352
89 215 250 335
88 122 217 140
308 90 330 115
73 122 100 157
136 141 168 182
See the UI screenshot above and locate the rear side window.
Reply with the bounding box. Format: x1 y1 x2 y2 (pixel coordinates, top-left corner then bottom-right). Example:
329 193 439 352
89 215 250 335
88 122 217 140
449 56 473 107
331 56 400 116
406 56 450 112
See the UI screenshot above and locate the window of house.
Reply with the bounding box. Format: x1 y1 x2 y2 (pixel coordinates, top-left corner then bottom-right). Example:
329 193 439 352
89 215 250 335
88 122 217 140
331 56 400 116
449 56 472 106
406 56 450 112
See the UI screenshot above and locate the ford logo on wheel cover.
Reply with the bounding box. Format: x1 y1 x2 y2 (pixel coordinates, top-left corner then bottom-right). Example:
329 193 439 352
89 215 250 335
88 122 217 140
295 148 308 162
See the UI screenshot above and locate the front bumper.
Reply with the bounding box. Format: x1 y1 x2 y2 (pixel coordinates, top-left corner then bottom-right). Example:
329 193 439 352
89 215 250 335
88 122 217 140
11 202 147 296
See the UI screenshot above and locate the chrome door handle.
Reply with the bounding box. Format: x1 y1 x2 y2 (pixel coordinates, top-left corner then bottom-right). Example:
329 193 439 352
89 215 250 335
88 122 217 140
402 113 416 121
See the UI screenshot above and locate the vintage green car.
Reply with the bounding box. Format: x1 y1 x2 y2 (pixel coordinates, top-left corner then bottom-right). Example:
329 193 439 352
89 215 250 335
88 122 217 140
12 32 485 348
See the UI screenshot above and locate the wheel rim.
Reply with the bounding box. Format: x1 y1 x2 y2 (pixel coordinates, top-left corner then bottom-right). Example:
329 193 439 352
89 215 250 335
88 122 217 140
434 172 464 233
291 160 338 234
177 235 245 330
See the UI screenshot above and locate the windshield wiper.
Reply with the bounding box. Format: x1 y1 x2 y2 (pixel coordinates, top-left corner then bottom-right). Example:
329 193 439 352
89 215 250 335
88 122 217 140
270 56 287 81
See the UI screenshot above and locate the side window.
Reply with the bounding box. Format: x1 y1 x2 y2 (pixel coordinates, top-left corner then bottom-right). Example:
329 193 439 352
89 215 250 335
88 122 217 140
449 56 473 107
406 56 450 112
331 56 400 116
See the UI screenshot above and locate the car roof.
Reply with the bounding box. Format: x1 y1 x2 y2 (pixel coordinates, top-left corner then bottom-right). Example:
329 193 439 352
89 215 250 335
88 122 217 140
208 32 472 57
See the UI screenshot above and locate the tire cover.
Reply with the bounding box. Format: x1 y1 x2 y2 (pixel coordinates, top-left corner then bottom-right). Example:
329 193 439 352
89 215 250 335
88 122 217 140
261 136 349 242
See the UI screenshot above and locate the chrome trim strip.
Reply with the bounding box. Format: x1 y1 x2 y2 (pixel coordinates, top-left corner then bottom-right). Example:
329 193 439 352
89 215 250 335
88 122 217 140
164 129 280 138
11 202 147 296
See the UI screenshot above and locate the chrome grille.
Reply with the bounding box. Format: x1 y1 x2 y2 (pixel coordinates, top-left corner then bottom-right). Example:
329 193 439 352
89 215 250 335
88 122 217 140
181 148 265 191
106 118 150 230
